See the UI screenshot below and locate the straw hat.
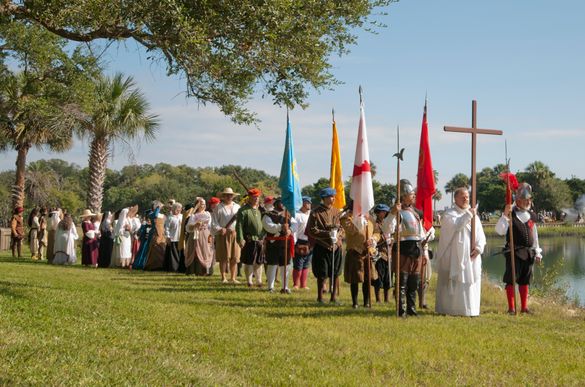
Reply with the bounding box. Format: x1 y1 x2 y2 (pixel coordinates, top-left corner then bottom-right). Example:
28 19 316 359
80 209 96 218
220 187 240 197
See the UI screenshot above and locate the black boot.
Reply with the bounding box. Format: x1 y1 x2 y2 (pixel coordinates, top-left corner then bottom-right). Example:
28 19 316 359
398 272 408 317
407 274 421 316
384 288 390 303
374 286 381 303
351 283 359 308
317 278 325 303
362 282 371 308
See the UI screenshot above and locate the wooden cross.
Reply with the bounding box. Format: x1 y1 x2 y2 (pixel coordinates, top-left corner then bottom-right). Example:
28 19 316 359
444 100 503 250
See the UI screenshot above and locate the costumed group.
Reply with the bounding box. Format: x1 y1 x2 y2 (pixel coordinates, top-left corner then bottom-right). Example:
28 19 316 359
11 180 542 317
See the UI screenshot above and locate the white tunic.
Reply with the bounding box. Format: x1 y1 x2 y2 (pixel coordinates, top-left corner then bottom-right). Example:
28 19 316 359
211 202 240 234
435 205 486 317
165 213 183 242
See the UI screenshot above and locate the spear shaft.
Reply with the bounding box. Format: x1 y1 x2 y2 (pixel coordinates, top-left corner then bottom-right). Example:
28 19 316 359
505 142 518 315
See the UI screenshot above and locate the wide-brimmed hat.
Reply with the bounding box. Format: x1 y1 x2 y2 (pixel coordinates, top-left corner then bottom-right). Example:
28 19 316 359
220 187 240 197
80 209 96 218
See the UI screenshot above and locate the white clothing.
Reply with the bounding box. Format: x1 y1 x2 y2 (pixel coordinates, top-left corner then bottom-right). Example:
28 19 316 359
244 264 264 286
435 205 486 316
53 223 79 265
293 210 310 243
165 213 183 241
114 208 132 260
48 212 60 231
187 211 211 239
211 202 240 234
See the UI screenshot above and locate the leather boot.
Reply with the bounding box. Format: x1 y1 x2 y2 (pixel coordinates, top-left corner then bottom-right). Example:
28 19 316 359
351 283 359 308
407 274 420 316
317 278 325 303
383 288 390 303
374 286 381 303
398 272 408 317
362 282 371 308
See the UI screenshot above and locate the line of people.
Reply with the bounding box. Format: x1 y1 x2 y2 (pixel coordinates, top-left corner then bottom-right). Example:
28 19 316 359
10 178 543 316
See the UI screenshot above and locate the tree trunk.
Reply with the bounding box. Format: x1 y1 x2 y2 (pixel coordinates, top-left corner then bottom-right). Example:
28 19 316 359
87 137 109 214
12 145 29 210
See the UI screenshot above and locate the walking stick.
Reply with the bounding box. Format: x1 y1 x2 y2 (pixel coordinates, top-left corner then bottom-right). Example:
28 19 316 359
393 125 405 317
504 144 518 314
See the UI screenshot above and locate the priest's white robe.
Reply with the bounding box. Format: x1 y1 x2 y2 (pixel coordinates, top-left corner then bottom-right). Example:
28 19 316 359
435 206 486 316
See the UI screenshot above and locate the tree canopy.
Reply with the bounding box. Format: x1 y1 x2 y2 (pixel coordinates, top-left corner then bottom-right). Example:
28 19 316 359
2 0 395 124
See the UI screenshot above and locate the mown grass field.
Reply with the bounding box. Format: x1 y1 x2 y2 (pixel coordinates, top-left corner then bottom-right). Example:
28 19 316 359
1 253 584 386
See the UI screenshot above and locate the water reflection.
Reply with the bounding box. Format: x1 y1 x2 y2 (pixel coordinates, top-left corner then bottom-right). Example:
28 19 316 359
431 236 585 306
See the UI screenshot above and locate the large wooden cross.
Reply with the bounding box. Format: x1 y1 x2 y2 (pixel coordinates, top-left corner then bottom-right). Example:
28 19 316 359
444 100 503 250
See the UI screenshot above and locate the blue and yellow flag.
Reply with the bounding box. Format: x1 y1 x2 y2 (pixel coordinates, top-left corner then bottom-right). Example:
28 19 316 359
278 114 302 216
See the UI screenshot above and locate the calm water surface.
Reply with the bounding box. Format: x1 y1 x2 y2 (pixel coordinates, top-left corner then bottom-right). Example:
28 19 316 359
431 235 585 306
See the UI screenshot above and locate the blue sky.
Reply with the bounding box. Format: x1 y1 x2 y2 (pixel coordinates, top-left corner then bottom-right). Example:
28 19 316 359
1 0 583 208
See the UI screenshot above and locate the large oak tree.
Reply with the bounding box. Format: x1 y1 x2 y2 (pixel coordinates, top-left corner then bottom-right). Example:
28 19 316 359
1 0 395 124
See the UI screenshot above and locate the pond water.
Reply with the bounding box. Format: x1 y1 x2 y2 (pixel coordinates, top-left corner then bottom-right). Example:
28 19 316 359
433 235 585 306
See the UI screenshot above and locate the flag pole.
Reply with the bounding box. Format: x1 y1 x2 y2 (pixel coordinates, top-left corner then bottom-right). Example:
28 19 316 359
282 209 289 293
505 141 517 314
393 125 404 317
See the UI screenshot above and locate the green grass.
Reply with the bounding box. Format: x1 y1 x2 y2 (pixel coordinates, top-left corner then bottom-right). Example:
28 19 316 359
1 253 584 385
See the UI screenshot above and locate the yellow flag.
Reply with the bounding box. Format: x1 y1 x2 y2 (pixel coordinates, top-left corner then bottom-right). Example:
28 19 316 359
330 119 346 209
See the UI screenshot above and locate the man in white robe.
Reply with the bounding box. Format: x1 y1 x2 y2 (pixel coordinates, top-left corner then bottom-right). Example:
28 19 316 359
435 187 486 316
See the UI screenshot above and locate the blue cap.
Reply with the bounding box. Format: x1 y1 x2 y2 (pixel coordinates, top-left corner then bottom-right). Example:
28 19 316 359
319 187 336 198
302 196 312 203
374 204 390 213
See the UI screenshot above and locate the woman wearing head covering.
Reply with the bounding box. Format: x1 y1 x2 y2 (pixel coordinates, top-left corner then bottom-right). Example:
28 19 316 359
98 211 114 268
115 206 138 268
53 214 79 265
81 209 99 267
46 208 62 264
185 198 214 275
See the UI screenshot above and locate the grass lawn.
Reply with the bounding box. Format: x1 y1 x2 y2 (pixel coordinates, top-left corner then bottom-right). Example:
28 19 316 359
1 253 584 385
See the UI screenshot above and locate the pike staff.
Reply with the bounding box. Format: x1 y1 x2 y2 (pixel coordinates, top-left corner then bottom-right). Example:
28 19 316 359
392 125 405 317
503 141 518 315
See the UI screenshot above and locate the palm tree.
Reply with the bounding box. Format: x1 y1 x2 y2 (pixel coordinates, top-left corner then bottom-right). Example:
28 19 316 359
0 73 73 209
76 73 159 213
444 173 470 204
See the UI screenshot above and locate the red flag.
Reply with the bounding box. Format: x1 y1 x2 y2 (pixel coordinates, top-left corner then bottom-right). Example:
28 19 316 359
415 100 436 231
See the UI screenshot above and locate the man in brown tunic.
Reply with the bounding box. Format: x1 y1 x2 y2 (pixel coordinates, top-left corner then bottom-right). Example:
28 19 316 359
341 205 380 308
306 187 343 304
10 207 24 258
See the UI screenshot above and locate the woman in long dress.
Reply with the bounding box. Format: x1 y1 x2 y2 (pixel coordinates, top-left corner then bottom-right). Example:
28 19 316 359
53 214 79 265
46 209 62 264
115 205 139 268
144 201 167 271
185 198 214 276
98 211 114 268
81 209 99 267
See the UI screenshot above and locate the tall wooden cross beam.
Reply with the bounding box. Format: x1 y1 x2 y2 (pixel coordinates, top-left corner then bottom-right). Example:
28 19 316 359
444 100 503 250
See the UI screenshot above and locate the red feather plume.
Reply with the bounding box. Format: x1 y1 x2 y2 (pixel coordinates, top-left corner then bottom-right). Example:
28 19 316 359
499 172 519 190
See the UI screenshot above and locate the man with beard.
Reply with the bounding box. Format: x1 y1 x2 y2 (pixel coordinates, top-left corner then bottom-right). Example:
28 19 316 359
306 188 343 304
435 187 486 316
495 182 543 314
263 198 295 293
236 188 266 287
